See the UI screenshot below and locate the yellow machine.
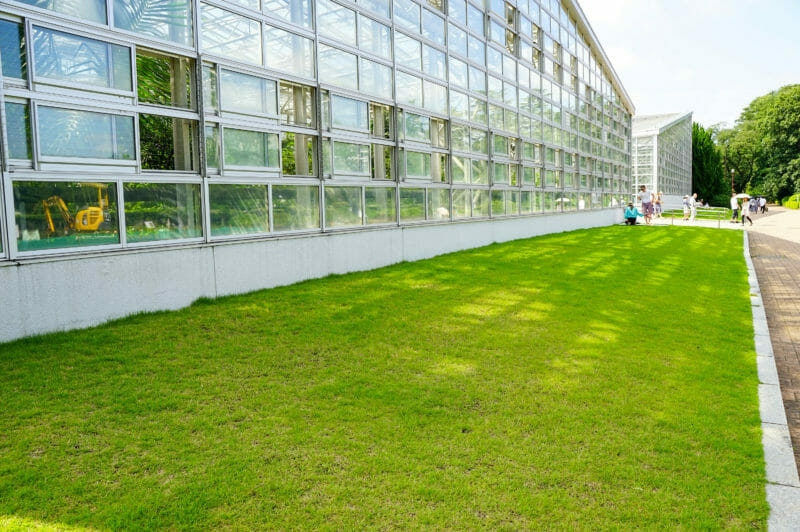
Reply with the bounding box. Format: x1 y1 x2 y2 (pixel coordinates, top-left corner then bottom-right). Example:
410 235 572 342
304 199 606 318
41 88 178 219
42 183 110 235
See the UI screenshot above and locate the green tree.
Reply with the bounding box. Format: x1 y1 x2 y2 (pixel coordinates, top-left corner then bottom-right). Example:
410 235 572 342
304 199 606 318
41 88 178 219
692 123 727 205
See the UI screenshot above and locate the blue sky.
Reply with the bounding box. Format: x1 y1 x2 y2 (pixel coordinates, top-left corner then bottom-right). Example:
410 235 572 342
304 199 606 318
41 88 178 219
578 0 800 128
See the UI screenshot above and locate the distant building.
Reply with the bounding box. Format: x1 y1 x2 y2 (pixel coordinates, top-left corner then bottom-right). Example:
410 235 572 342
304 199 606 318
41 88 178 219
632 113 692 207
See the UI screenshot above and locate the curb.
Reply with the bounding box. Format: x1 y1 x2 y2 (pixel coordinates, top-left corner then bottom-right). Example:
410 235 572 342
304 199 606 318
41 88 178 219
744 231 800 530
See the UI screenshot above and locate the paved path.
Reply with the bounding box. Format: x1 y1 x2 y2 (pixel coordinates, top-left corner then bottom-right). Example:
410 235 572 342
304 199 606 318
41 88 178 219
748 207 800 472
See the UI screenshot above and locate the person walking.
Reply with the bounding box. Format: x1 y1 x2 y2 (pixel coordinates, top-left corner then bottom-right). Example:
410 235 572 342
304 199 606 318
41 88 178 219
638 185 654 225
682 195 690 221
730 193 739 223
759 196 767 213
749 197 758 214
689 193 698 221
740 198 753 226
654 192 663 219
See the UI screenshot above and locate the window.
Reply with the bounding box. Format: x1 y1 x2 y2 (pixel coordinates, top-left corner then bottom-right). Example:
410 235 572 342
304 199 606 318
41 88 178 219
452 189 470 218
360 58 392 96
423 81 447 114
319 45 358 90
471 159 489 184
399 188 425 221
265 26 315 78
4 102 31 160
358 15 391 59
333 141 370 176
492 190 506 215
200 4 261 65
220 70 277 115
325 186 362 227
394 1 420 32
331 95 369 131
209 184 270 237
395 71 422 107
279 82 315 127
13 181 118 252
205 125 219 169
123 183 202 243
371 144 393 180
472 189 490 216
451 124 469 152
202 65 218 112
136 50 194 108
263 0 313 28
365 187 395 224
38 107 134 161
470 130 488 154
421 9 445 45
404 113 430 143
395 33 421 70
369 103 392 139
272 185 320 231
451 155 469 183
114 0 192 45
422 45 446 80
32 27 132 91
405 150 430 178
0 20 26 79
223 128 280 168
139 115 197 171
359 0 390 18
318 0 356 46
282 133 315 176
426 188 449 219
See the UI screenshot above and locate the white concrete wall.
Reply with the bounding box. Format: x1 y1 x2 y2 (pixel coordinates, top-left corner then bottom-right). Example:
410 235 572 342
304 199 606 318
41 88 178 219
0 209 621 343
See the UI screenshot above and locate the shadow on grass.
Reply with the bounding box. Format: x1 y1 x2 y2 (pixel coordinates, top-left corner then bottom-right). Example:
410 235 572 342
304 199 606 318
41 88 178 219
0 226 767 529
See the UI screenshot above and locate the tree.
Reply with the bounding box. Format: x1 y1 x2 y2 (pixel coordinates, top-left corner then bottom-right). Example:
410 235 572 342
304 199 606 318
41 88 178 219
692 123 727 205
717 85 800 201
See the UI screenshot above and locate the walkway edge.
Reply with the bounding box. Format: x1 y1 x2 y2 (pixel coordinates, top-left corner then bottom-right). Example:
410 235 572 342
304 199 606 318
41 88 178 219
744 231 800 530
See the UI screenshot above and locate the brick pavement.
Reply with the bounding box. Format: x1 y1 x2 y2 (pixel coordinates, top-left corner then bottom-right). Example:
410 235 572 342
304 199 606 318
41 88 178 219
748 207 800 474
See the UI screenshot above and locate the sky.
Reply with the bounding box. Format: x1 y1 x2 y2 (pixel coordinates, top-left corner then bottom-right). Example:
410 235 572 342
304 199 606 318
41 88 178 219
577 0 800 128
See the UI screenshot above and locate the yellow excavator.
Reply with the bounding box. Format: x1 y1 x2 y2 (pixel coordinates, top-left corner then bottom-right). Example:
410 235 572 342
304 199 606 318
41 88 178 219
41 183 111 236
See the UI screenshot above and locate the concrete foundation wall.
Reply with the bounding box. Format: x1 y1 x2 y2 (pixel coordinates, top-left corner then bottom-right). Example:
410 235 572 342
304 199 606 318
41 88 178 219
0 209 621 343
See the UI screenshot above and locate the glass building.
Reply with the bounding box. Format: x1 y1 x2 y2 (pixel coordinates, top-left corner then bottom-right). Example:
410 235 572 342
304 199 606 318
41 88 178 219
0 0 633 259
631 112 692 206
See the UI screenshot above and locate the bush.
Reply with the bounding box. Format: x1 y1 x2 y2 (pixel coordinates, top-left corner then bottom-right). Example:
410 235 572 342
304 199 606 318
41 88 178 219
782 194 800 209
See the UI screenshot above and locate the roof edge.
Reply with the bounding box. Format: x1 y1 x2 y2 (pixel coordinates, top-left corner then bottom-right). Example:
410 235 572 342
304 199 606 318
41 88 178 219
565 0 635 115
633 111 694 136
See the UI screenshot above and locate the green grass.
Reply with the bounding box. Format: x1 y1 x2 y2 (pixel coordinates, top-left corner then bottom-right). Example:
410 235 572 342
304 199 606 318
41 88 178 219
661 208 733 220
0 226 767 530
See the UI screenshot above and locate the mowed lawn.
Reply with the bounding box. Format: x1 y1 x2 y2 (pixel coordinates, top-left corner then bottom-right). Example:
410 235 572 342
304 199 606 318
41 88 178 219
0 226 767 530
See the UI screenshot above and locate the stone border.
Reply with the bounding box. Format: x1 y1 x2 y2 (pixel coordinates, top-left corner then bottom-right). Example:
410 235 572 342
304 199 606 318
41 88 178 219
744 231 800 529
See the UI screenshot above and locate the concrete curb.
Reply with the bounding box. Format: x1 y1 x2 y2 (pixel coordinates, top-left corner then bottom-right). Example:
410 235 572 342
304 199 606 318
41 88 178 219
744 231 800 530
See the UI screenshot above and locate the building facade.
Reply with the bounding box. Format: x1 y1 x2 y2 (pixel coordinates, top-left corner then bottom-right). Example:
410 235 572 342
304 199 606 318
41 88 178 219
631 112 692 207
0 0 633 341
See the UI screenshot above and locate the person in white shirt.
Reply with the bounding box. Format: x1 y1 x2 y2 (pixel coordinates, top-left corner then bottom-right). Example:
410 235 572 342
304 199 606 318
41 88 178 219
682 195 690 220
730 193 739 223
637 185 654 225
689 193 698 221
759 196 767 213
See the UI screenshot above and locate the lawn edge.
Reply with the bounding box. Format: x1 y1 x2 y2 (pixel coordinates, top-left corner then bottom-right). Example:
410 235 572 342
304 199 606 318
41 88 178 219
744 230 800 528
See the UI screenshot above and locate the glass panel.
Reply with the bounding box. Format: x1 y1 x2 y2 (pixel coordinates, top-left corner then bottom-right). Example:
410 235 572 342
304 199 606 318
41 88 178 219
200 4 261 65
359 0 390 18
136 50 193 108
360 58 392 96
325 186 362 227
399 188 425 221
265 25 315 78
33 27 132 91
471 159 489 185
405 151 430 178
449 56 467 88
395 71 422 107
470 130 488 154
279 82 315 127
469 97 487 124
423 80 446 114
13 181 119 252
114 0 192 45
205 125 219 168
263 0 313 28
452 188 470 218
202 65 218 112
421 9 445 45
508 190 520 214
209 184 269 236
139 115 197 171
393 0 420 31
220 70 277 115
404 113 429 143
371 144 393 180
472 189 489 216
318 45 357 90
451 124 469 152
5 102 32 160
493 163 509 184
20 0 105 23
492 190 505 215
394 33 421 70
426 188 449 219
365 187 395 224
223 128 280 168
272 185 319 231
422 45 446 80
229 0 260 11
451 155 469 183
358 15 391 59
124 183 202 242
0 20 26 79
38 107 134 160
281 133 315 176
333 141 370 176
332 95 369 131
318 0 356 46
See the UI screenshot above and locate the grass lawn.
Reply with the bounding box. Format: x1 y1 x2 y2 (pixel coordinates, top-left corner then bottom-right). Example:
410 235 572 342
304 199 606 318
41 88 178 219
0 226 767 529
